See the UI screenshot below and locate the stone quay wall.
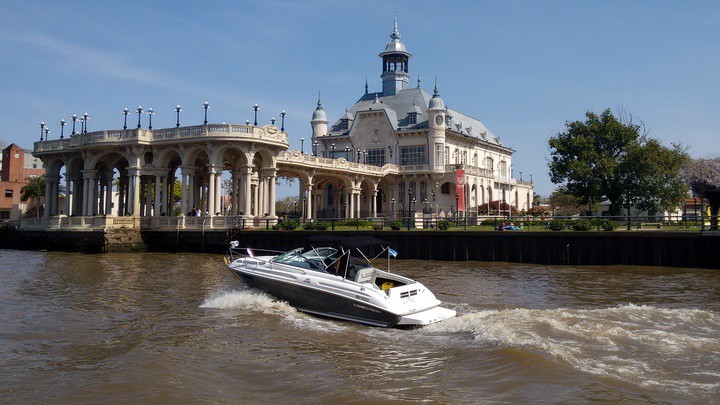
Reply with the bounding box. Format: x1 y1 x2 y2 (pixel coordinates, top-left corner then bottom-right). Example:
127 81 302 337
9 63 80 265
2 229 718 269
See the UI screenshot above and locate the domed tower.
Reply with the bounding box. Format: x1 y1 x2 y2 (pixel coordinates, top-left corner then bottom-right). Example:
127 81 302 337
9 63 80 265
427 83 447 171
310 97 328 137
379 17 412 96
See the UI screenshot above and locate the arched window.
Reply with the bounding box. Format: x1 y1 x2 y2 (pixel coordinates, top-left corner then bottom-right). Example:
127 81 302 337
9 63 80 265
398 181 405 203
485 157 494 171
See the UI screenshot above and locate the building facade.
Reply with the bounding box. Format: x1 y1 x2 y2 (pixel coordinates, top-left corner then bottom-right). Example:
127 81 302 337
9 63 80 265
305 19 533 218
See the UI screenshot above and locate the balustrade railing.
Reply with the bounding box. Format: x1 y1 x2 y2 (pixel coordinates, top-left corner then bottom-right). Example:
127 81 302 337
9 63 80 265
34 123 287 153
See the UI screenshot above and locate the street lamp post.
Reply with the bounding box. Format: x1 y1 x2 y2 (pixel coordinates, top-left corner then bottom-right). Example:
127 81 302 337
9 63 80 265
175 105 182 127
71 115 77 136
59 119 66 139
39 122 45 141
312 140 318 156
391 197 395 218
147 108 154 130
455 194 459 224
203 101 209 124
331 143 335 158
271 117 276 126
253 104 259 126
280 110 286 131
345 146 350 160
136 106 143 128
82 113 89 134
301 138 305 155
122 108 129 130
44 128 49 141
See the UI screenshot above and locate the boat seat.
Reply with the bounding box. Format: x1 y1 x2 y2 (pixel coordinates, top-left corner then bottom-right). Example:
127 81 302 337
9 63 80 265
355 268 374 283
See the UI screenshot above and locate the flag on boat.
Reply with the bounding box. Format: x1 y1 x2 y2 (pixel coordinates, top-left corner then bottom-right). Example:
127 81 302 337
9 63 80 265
388 247 398 257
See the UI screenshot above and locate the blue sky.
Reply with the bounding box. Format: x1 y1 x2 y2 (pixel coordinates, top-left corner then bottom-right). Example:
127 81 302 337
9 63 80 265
1 1 718 197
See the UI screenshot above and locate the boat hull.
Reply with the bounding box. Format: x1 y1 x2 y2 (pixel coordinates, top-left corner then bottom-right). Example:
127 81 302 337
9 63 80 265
231 269 403 327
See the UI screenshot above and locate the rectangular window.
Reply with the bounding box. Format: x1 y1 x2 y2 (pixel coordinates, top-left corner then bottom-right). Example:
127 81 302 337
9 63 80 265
340 119 349 130
435 143 444 167
366 148 385 166
4 189 12 198
409 113 417 125
445 147 449 166
400 145 427 166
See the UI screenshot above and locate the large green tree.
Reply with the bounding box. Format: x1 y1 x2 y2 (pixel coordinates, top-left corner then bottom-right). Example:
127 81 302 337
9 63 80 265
684 157 720 231
20 176 45 218
549 109 688 215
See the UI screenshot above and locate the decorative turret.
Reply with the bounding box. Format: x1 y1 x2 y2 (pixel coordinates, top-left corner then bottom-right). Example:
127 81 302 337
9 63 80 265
379 16 412 96
310 97 328 137
427 82 447 171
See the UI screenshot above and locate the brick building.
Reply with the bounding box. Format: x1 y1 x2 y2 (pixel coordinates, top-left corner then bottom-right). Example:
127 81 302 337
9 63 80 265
1 144 45 220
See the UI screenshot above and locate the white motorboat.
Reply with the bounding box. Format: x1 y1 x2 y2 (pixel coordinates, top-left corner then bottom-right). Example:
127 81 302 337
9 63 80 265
224 235 456 327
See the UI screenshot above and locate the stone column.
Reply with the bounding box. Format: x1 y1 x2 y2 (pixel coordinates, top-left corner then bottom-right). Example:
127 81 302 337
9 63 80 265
83 170 97 217
371 190 378 218
50 178 58 216
82 176 89 216
215 171 222 215
231 172 239 216
305 184 313 220
188 173 195 212
43 177 52 218
179 167 190 215
208 166 216 217
267 169 277 218
243 166 252 217
105 176 113 215
129 168 141 216
154 174 162 217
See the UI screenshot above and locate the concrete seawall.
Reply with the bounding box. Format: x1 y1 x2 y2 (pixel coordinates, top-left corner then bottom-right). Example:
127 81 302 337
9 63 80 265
2 229 718 269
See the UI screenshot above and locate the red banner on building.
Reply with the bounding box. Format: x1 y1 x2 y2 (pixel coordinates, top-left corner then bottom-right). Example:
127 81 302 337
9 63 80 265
455 169 466 211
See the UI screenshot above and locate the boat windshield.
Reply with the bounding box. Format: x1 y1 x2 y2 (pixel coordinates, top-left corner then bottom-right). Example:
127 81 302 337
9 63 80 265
272 249 326 272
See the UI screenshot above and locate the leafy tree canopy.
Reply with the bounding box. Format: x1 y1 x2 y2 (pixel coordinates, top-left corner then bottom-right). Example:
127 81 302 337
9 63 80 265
684 157 720 230
549 109 688 215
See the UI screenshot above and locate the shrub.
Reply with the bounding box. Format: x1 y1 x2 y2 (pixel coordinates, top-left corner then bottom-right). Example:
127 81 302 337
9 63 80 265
572 220 592 231
390 220 403 230
437 220 452 231
372 224 384 231
480 218 498 226
314 221 329 231
341 219 373 228
274 219 299 230
302 222 315 230
601 220 616 231
548 220 565 231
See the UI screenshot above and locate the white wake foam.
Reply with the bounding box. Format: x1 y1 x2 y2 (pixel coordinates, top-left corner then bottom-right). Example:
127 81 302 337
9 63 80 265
425 304 720 397
200 289 347 332
200 289 296 314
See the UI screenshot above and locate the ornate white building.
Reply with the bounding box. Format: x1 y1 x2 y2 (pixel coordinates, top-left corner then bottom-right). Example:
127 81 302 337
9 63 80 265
304 18 533 218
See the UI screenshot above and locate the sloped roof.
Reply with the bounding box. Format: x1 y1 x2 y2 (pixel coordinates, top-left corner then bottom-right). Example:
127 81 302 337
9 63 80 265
327 87 501 145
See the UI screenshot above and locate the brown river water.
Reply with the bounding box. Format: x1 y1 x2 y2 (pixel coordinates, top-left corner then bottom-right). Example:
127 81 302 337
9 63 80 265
1 249 719 404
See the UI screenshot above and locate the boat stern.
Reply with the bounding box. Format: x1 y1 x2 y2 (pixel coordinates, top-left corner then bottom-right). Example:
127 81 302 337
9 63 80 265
396 306 456 326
